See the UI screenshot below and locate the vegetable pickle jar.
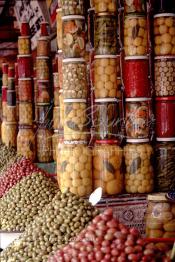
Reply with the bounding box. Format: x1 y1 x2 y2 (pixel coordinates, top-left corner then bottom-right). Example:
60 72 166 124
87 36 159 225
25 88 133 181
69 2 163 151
35 103 52 124
59 90 64 129
124 139 154 193
63 58 87 99
52 130 64 162
56 9 63 50
125 98 151 139
64 99 89 141
154 13 175 56
146 193 175 238
94 0 116 13
5 122 17 148
93 140 123 195
61 0 84 16
155 138 175 192
58 141 92 196
19 102 33 125
155 97 175 138
37 80 50 103
124 0 146 14
62 16 85 58
17 125 36 161
124 15 148 56
17 55 32 78
53 73 59 106
36 127 53 163
18 36 31 55
36 56 50 80
6 106 16 122
154 56 175 96
94 98 120 140
94 55 118 98
95 13 117 55
124 56 150 97
53 106 61 130
18 78 33 102
37 37 50 57
1 121 7 144
57 50 63 87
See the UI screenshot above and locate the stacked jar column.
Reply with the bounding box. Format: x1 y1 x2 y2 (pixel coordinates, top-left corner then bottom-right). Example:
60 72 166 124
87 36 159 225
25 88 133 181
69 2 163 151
17 22 36 162
1 63 8 144
153 13 175 192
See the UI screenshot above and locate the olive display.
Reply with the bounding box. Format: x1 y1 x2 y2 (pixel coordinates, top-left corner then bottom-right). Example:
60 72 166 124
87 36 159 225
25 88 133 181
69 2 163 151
0 143 17 173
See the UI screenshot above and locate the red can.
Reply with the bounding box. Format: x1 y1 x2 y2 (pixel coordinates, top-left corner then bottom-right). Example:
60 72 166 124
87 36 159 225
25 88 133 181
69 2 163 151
37 80 51 103
2 86 7 102
8 67 15 78
40 21 50 36
155 97 175 138
21 21 30 36
124 56 150 98
2 63 8 74
7 90 16 106
18 78 33 102
17 55 32 78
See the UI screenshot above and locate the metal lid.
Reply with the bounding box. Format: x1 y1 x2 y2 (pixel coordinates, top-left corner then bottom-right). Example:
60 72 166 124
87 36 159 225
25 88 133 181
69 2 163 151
156 137 175 142
147 193 167 201
126 138 150 143
96 12 116 16
36 56 49 59
125 14 146 18
125 56 148 60
155 56 175 60
62 15 85 20
18 36 30 39
95 98 118 103
63 58 85 63
38 36 49 41
36 103 51 107
125 97 151 102
17 54 32 58
64 99 86 103
64 140 88 145
18 78 32 81
94 55 117 59
95 140 119 145
154 13 175 18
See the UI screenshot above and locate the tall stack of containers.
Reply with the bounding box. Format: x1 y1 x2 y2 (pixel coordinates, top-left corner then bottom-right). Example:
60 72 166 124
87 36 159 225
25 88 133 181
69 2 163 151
123 0 154 194
153 6 175 192
35 22 53 163
17 22 36 162
90 1 124 196
15 63 19 122
1 63 8 144
56 0 93 198
5 66 17 148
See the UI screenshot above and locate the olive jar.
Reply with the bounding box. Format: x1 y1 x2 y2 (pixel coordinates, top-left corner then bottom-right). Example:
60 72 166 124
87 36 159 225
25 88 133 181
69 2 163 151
36 127 53 163
93 0 117 14
93 140 123 196
5 122 17 148
124 139 154 193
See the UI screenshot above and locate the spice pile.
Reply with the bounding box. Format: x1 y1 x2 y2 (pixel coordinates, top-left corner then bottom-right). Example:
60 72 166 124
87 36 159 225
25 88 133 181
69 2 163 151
0 143 18 174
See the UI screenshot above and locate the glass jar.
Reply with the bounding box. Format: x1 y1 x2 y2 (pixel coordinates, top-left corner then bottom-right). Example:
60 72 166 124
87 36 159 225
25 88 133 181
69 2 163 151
17 126 36 161
94 0 116 13
37 80 50 103
35 103 52 124
36 127 53 163
94 55 118 98
18 78 33 102
154 13 175 56
52 130 63 162
7 90 16 106
17 55 32 78
155 138 175 192
146 193 175 238
125 98 151 139
124 15 148 56
124 0 146 14
64 99 88 141
95 13 117 55
59 90 64 129
36 56 50 80
57 50 63 88
124 139 154 193
6 106 16 122
8 77 15 90
1 120 7 144
58 141 92 196
154 56 175 96
19 102 33 125
94 98 120 140
34 78 38 103
4 122 17 148
63 58 87 99
2 63 8 86
37 37 50 56
53 73 60 106
155 97 175 138
53 106 61 130
56 8 63 50
93 140 123 195
61 0 84 16
62 15 85 58
18 36 31 55
124 56 150 97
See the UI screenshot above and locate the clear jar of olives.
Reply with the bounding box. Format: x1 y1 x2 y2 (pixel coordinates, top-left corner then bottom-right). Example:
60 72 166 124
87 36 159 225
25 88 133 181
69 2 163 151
93 140 123 196
155 138 175 192
94 98 120 140
5 122 17 148
19 102 33 125
56 8 63 50
124 0 146 14
124 139 154 193
53 106 61 130
36 127 53 163
146 193 175 238
1 121 7 144
94 0 117 13
17 125 36 162
61 0 84 16
52 130 64 162
58 141 92 197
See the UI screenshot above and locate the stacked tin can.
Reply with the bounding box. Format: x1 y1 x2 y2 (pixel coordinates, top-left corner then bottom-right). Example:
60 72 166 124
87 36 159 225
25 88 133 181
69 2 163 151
35 22 53 163
55 0 93 197
1 63 8 144
123 0 154 194
153 7 175 192
16 22 36 162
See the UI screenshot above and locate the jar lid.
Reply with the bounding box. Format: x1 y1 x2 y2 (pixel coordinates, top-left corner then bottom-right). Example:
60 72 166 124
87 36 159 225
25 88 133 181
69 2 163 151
156 137 175 142
38 36 49 41
19 124 33 129
147 193 167 201
155 96 175 101
19 101 33 105
8 77 15 80
18 78 32 81
18 36 30 39
125 97 151 102
155 56 175 60
54 106 60 110
94 55 117 59
126 138 150 143
64 140 88 145
17 54 32 58
7 90 16 93
125 56 148 60
59 89 63 93
37 79 49 83
36 56 49 59
64 99 86 103
36 103 51 107
5 121 17 125
63 58 85 63
154 13 175 18
96 12 116 16
57 50 63 54
2 86 8 89
95 140 119 145
95 98 118 103
62 15 85 21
